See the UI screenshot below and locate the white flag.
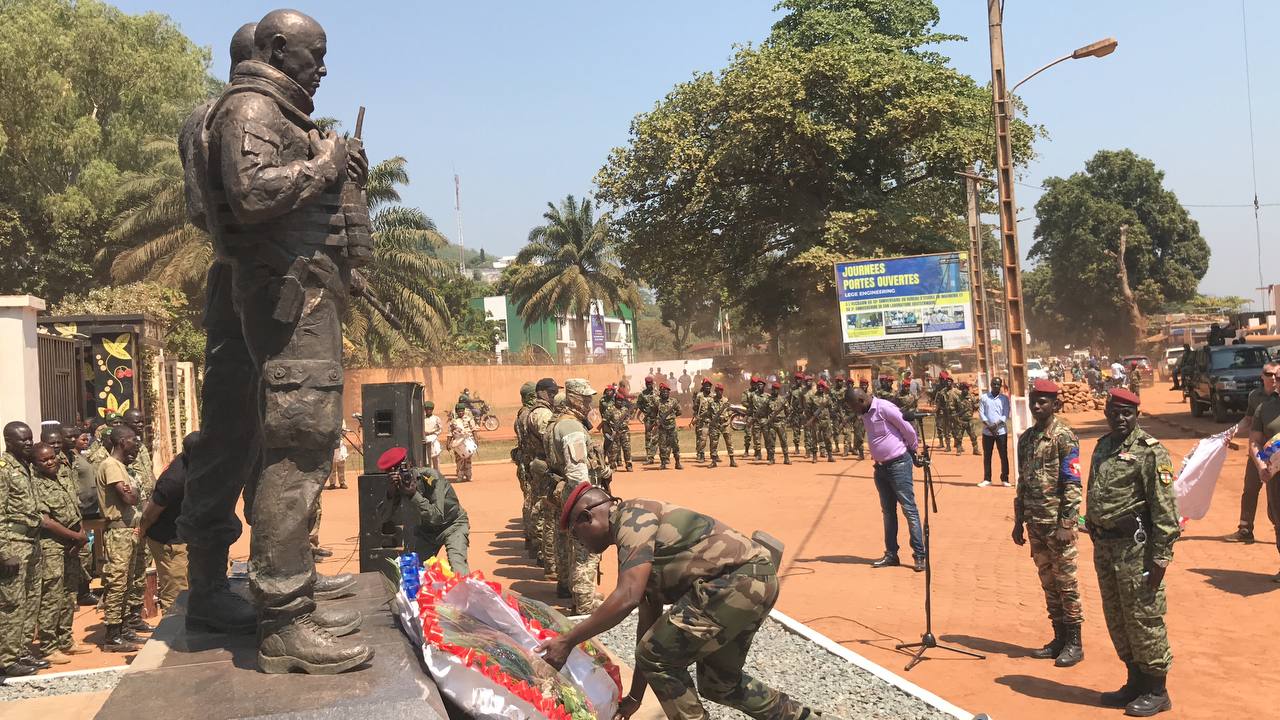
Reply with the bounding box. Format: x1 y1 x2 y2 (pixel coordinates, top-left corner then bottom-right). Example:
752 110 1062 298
1173 424 1239 520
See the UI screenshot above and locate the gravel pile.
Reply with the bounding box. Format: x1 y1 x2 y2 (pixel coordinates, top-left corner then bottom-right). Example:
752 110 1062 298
594 615 957 720
0 668 123 701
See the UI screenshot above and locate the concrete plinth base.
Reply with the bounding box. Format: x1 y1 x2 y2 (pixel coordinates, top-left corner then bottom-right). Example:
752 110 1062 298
93 573 448 720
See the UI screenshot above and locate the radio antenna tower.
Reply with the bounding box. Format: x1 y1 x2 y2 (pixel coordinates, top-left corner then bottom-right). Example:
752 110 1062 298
454 171 466 275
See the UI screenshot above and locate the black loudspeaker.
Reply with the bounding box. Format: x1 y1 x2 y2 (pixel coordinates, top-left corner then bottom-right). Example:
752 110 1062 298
360 382 424 475
357 472 415 577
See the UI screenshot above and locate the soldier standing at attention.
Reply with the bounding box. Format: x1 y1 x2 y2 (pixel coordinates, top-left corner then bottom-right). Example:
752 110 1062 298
762 382 792 465
807 380 836 463
636 376 660 465
521 378 560 577
655 383 683 470
692 379 713 462
1128 362 1143 398
119 409 156 635
31 443 89 664
1 423 46 677
831 377 851 455
1011 380 1085 668
737 378 756 460
751 379 773 464
513 382 538 559
951 382 981 456
850 378 869 460
932 373 954 452
547 380 611 614
749 378 767 459
1087 388 1178 716
788 374 807 455
705 384 738 468
95 426 148 653
604 391 634 472
540 483 834 720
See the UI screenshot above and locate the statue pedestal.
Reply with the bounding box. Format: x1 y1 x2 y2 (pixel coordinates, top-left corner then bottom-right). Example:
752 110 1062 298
94 572 449 720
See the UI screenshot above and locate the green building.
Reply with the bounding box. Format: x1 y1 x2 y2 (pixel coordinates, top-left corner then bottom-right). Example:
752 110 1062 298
470 295 638 363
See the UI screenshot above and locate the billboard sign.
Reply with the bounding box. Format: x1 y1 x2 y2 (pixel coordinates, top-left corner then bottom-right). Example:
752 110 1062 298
835 252 974 356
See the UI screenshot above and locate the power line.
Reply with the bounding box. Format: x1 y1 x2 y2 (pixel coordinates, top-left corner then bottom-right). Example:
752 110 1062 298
1010 180 1279 209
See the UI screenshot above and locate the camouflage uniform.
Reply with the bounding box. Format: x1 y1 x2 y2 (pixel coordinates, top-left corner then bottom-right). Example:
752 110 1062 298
931 384 953 450
96 456 145 626
36 461 82 652
761 390 790 464
514 394 535 554
748 387 765 458
1015 417 1084 635
0 452 41 669
636 386 660 464
787 384 806 454
378 467 469 574
1128 368 1142 397
738 387 755 457
613 499 818 720
692 389 712 461
518 397 557 577
831 382 851 454
806 391 835 462
546 383 609 614
1087 425 1178 678
603 402 632 471
655 394 683 469
703 394 736 465
951 389 980 454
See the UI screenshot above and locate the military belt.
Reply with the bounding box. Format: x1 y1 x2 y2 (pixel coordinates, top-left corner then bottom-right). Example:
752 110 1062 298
104 520 139 531
1087 513 1146 542
725 558 777 580
1 522 39 539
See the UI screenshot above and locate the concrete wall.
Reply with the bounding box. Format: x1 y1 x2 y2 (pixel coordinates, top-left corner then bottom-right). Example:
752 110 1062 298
0 295 45 429
343 362 628 427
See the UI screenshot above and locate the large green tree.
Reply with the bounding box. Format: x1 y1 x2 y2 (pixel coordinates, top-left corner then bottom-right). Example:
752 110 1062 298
503 194 638 361
0 0 210 301
1025 149 1210 351
596 0 1036 365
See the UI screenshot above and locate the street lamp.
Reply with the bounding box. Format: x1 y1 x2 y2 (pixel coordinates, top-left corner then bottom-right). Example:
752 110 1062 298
1011 37 1119 93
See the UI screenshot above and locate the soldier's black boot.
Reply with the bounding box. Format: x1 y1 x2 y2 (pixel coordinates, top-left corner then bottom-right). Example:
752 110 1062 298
103 624 140 653
1030 622 1065 659
674 457 684 470
1053 623 1083 667
315 572 358 600
1100 663 1143 707
186 545 257 634
126 608 155 634
856 448 865 461
729 456 738 468
258 614 374 675
625 462 634 472
827 450 835 462
710 455 719 468
754 449 762 460
1125 673 1171 716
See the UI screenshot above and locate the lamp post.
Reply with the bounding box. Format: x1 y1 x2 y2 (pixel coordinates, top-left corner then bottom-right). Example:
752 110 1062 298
986 0 1116 401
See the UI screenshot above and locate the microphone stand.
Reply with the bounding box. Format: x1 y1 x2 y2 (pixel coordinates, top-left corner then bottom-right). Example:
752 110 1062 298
894 435 986 671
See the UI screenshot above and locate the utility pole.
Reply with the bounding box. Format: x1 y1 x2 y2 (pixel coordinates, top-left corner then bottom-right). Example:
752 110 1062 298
986 0 1029 399
959 170 995 388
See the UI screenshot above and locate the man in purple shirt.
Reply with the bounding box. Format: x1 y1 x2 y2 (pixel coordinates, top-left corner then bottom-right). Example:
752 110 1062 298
844 387 926 572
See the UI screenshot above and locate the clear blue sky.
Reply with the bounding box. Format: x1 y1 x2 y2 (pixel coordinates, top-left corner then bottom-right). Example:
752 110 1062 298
115 1 1278 310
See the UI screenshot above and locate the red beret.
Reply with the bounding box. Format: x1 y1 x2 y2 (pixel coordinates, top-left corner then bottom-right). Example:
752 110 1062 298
615 390 628 400
793 372 804 380
559 481 594 531
714 383 724 391
750 375 760 383
644 375 654 383
659 382 670 390
1108 387 1141 407
771 382 782 389
377 446 407 472
701 377 712 386
938 371 951 379
1031 379 1059 395
817 380 829 389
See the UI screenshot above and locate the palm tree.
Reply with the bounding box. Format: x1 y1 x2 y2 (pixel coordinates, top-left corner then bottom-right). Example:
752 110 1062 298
506 194 638 361
108 142 452 364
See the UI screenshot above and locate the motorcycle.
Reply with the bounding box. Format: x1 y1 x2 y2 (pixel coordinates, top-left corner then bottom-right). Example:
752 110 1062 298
467 401 500 432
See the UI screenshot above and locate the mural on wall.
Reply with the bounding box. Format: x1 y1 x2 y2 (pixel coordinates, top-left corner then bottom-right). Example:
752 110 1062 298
89 332 136 419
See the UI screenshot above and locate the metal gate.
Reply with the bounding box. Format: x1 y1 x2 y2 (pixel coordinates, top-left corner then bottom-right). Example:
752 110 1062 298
38 333 79 426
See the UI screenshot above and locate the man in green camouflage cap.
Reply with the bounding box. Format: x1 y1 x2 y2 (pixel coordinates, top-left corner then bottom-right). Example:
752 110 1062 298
1087 387 1178 716
519 378 560 576
539 483 835 720
546 378 610 614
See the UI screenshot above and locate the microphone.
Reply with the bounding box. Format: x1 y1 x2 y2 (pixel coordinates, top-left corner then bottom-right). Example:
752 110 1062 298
902 409 933 422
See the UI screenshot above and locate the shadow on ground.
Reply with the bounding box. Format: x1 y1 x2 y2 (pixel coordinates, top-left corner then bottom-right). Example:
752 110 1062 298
941 634 1035 659
995 674 1104 707
1188 567 1279 597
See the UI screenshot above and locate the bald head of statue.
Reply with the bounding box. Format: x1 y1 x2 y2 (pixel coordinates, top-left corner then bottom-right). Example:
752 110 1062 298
254 9 327 96
228 22 257 80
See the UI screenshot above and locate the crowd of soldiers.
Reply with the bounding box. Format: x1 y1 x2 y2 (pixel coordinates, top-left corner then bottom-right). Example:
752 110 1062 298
0 410 164 677
512 378 614 615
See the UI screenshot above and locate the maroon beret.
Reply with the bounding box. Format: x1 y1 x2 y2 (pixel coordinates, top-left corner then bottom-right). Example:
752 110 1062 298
1108 387 1141 407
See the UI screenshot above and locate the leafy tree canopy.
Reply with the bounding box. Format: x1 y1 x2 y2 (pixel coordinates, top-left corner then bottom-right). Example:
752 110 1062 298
0 0 210 301
597 0 1036 365
1026 149 1210 350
